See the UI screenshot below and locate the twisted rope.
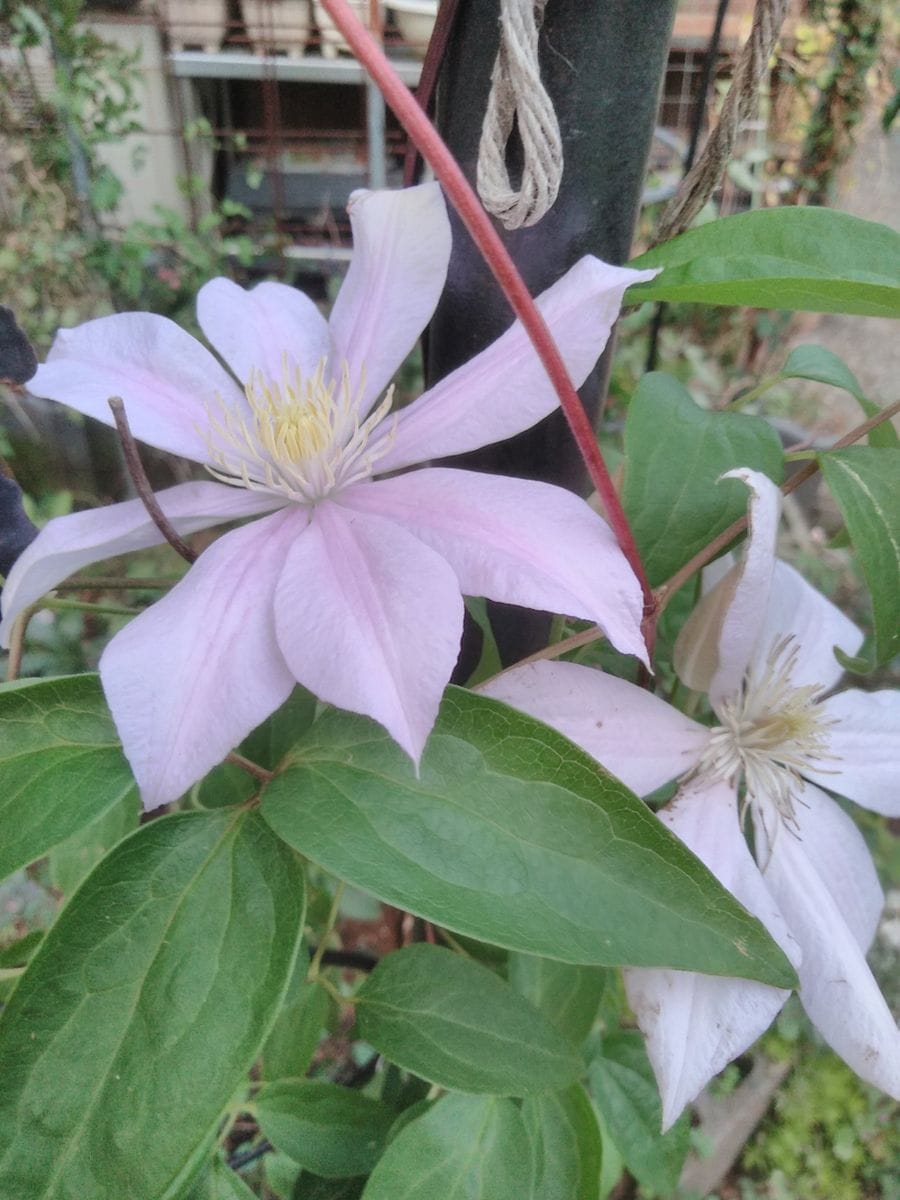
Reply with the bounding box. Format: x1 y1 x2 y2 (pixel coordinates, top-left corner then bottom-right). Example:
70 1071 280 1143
654 0 790 245
476 0 563 230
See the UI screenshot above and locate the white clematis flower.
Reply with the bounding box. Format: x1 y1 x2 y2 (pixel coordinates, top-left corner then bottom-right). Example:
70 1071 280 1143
1 183 654 811
484 468 900 1129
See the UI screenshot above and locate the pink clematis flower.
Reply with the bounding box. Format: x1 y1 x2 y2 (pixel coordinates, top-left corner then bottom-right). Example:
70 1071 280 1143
484 468 900 1128
0 183 654 811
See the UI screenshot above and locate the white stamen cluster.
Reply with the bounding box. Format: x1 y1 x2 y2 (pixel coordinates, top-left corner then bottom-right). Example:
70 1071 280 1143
695 636 838 826
204 356 395 504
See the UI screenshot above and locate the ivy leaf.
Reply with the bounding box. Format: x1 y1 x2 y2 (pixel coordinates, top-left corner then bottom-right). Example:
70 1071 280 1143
0 810 306 1200
626 208 900 318
355 944 582 1096
361 1094 532 1200
0 674 139 883
261 689 797 987
589 1031 690 1196
780 346 898 449
820 446 900 668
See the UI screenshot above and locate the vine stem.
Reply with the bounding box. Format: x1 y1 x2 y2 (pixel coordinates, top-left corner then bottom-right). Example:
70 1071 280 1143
319 0 656 651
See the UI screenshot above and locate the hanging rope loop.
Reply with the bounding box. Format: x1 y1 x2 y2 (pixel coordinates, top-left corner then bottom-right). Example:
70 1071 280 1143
476 0 563 230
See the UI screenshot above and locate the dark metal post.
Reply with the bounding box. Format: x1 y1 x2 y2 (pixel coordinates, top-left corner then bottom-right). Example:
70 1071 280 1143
429 0 677 661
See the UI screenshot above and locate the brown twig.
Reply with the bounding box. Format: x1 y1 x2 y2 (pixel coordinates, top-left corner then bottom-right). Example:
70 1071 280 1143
654 397 900 614
107 396 197 564
5 602 38 681
491 398 900 672
226 750 273 785
54 575 184 591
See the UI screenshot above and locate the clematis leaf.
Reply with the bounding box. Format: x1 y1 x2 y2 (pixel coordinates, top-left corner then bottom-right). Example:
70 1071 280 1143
621 372 784 585
625 208 900 318
780 346 898 449
0 809 306 1200
0 674 139 883
261 954 331 1081
521 1086 603 1200
255 1080 395 1179
820 446 900 669
508 953 608 1044
188 1156 258 1200
361 1094 532 1200
354 944 581 1096
261 687 797 987
589 1031 690 1196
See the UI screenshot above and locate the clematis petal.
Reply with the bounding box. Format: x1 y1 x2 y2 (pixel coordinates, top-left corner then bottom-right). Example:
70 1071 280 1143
343 468 647 663
675 468 780 709
757 782 884 949
480 660 708 796
752 560 863 693
100 508 301 811
327 183 451 414
370 256 658 474
273 500 463 763
625 779 798 1131
28 313 244 461
805 689 900 816
197 278 330 385
755 785 900 1099
0 482 283 646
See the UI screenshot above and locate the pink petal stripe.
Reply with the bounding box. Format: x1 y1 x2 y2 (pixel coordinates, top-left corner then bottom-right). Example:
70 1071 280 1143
807 689 900 817
372 256 656 473
197 277 331 386
327 183 451 416
100 507 301 810
0 483 283 646
273 500 463 763
627 778 798 1130
481 660 708 797
343 468 647 663
29 313 244 462
755 786 900 1100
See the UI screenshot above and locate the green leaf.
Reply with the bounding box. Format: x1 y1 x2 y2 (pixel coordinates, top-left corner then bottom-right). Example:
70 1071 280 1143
622 373 784 585
820 446 900 667
189 1157 258 1200
0 929 43 968
48 786 139 894
355 944 581 1096
507 953 607 1044
589 1032 690 1196
361 1094 532 1200
262 961 330 1081
197 688 318 810
0 809 306 1200
255 1080 395 1178
521 1086 602 1200
294 1176 366 1199
780 346 898 449
0 674 139 882
626 208 900 318
261 690 796 987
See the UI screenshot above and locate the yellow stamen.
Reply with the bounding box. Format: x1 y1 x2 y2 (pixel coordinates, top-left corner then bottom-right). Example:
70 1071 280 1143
202 355 396 504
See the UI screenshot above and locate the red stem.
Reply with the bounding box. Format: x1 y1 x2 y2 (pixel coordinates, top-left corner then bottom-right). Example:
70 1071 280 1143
321 0 656 649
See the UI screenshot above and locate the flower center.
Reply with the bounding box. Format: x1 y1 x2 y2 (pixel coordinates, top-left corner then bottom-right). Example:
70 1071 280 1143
694 635 838 826
203 356 394 504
